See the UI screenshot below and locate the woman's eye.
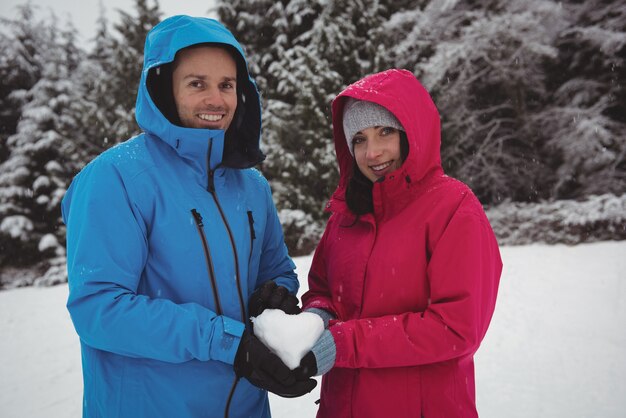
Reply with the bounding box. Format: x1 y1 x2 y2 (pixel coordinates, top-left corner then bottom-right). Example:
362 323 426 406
189 81 203 88
352 136 365 145
221 82 234 90
381 127 396 136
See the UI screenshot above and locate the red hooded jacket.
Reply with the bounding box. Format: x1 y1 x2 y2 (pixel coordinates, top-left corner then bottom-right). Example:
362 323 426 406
302 69 502 418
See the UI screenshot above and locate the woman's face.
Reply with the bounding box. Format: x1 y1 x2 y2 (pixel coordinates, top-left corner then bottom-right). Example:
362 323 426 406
351 126 403 182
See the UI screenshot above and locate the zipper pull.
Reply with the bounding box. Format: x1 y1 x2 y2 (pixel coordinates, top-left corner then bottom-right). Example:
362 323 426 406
208 169 216 193
207 137 216 193
247 211 256 240
191 209 203 226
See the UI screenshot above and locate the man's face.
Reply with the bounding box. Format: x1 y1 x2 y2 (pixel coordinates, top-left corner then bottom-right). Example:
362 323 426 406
172 46 237 130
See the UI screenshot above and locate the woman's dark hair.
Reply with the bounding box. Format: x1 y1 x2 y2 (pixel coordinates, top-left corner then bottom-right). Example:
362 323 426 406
345 131 409 216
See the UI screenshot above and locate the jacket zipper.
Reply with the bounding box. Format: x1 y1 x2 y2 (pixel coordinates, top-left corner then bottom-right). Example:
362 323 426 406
191 208 223 315
206 142 246 323
247 210 256 266
206 139 246 418
208 182 247 323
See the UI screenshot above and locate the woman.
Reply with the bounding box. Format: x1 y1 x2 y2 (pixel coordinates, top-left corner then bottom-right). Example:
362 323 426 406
297 69 503 417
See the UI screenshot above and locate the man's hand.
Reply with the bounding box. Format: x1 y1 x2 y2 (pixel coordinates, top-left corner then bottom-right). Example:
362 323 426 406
234 331 317 398
248 281 301 317
294 351 318 380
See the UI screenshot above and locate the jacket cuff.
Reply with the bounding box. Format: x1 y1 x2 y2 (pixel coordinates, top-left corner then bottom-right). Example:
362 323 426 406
305 308 335 329
272 274 299 294
208 316 245 365
311 329 336 376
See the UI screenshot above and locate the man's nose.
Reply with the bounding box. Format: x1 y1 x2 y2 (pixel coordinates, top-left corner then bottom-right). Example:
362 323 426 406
201 87 224 107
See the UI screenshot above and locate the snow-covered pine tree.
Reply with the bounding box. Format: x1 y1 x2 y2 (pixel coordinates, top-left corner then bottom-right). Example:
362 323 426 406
537 0 626 199
71 1 126 158
217 1 322 253
218 0 392 254
0 11 86 285
384 0 565 204
60 16 82 74
106 0 161 141
0 4 43 166
0 3 47 270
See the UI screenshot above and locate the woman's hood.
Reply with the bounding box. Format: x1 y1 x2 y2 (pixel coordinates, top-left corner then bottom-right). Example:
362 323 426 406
331 69 442 191
135 15 264 168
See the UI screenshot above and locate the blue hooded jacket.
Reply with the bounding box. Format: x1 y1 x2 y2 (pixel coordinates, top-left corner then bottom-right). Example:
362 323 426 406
62 16 298 418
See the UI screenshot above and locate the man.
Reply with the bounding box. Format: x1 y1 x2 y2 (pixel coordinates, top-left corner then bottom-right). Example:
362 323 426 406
62 16 315 418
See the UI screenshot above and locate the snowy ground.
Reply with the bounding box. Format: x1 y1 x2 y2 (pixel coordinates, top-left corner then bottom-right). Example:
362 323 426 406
1 241 625 418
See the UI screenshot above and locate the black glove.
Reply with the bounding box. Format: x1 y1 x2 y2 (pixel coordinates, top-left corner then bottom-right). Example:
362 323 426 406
295 351 318 380
248 280 301 317
234 331 317 398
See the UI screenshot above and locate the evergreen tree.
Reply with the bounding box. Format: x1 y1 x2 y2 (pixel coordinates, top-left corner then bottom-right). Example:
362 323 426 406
72 1 124 157
0 13 84 283
107 0 162 141
385 0 565 204
217 0 625 238
537 0 626 198
0 3 43 164
265 0 389 209
218 0 325 254
59 16 83 73
218 0 393 253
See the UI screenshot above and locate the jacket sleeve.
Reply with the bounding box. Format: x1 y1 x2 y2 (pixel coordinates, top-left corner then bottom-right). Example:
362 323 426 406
330 197 502 369
254 179 299 294
62 160 243 365
301 225 338 317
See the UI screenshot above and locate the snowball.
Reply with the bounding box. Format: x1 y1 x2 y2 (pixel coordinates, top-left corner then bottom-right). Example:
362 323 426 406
252 309 324 370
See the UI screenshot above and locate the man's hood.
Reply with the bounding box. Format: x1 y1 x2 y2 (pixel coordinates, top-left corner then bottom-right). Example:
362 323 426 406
331 69 443 192
135 15 264 169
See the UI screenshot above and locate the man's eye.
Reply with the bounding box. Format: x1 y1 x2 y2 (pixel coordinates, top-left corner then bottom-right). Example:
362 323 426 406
221 82 234 90
189 81 203 88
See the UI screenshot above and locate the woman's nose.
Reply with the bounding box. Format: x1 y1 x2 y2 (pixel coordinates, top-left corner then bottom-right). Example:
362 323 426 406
365 143 383 160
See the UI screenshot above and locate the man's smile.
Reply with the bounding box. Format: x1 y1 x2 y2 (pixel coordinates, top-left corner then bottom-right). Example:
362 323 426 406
198 113 225 122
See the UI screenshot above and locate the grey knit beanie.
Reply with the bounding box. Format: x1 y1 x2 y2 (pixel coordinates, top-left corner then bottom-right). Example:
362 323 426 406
342 98 404 156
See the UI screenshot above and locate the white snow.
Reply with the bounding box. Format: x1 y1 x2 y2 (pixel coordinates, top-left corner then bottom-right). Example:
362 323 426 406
252 309 324 369
37 233 59 252
0 214 34 240
1 241 625 417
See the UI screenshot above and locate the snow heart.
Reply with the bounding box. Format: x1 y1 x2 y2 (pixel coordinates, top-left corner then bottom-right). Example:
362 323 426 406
251 309 324 370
